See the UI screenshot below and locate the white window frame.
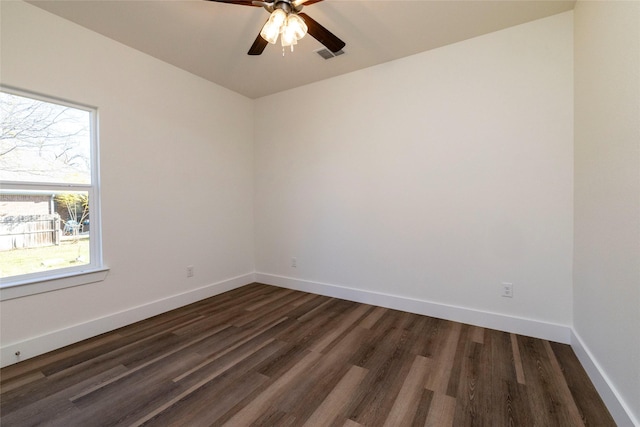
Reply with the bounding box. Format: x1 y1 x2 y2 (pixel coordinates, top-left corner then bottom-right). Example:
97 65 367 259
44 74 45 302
0 87 108 301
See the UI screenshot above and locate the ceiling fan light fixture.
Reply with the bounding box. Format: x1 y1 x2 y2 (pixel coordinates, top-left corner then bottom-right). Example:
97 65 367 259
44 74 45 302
260 8 287 44
260 8 307 50
281 27 297 48
286 13 307 40
211 0 346 56
259 21 279 44
270 8 287 26
281 14 306 49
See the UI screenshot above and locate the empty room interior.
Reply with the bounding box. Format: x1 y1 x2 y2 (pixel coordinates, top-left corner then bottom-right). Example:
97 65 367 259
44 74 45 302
0 0 638 426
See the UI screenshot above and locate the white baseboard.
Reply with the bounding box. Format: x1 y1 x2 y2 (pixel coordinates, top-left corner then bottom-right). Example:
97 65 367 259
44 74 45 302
571 330 639 427
0 273 255 368
255 273 572 344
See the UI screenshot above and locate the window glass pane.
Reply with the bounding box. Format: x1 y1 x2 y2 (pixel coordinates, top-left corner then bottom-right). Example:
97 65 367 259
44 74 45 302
0 190 91 278
0 92 91 184
0 89 98 287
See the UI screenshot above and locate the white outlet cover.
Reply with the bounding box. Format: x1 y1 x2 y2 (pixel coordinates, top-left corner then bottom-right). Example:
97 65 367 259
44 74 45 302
502 282 513 298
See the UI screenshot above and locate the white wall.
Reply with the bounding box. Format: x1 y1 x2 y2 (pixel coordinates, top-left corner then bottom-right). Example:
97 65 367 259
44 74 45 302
254 12 574 334
573 1 640 425
0 1 255 363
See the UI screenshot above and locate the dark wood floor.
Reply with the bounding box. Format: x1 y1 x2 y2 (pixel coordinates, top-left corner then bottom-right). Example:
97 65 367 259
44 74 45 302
1 283 615 426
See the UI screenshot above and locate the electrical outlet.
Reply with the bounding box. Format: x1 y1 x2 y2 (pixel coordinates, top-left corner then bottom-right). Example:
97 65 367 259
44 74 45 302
291 257 297 268
502 282 513 298
187 265 194 278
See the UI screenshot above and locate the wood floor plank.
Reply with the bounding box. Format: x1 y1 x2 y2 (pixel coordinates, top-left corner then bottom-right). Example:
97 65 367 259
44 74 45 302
1 353 126 415
0 332 123 383
275 355 352 422
445 323 471 398
0 369 45 393
290 292 318 307
69 323 227 401
232 290 304 327
309 303 372 353
0 364 129 426
253 340 310 380
249 409 298 427
404 315 440 357
549 341 617 426
55 373 182 427
517 335 587 427
470 326 485 344
277 324 376 423
510 332 526 385
347 309 408 368
452 339 493 426
174 317 289 382
358 306 387 330
281 294 332 322
2 395 82 427
424 321 461 393
419 317 450 359
487 329 533 426
344 312 417 426
296 297 335 322
488 330 515 384
41 312 204 381
303 365 368 427
424 393 456 427
382 355 431 426
410 388 434 427
221 350 323 426
245 288 296 311
132 339 278 426
277 301 345 347
0 284 616 427
137 337 286 426
543 340 587 425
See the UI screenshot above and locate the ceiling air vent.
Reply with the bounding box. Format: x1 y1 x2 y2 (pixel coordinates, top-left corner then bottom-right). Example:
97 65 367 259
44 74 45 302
315 48 345 60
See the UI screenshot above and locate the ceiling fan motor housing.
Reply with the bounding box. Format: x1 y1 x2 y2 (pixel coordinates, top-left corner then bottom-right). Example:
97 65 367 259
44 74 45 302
274 0 294 13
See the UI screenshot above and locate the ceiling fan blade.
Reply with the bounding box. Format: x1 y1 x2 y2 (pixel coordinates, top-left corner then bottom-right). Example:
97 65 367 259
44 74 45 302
206 0 262 6
248 32 268 55
298 12 345 53
251 0 273 8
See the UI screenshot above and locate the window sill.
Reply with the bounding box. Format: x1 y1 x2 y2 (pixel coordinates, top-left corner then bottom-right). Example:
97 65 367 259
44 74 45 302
0 268 109 301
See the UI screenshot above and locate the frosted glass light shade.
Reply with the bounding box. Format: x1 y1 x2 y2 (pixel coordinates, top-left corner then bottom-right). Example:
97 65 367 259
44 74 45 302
287 14 307 40
281 31 297 47
260 9 287 44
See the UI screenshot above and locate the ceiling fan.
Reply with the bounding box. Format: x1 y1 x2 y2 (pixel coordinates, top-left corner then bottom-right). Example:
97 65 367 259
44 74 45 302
207 0 346 55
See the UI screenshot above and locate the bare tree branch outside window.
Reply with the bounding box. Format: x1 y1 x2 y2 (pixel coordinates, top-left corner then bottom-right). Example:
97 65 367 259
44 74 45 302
0 92 91 184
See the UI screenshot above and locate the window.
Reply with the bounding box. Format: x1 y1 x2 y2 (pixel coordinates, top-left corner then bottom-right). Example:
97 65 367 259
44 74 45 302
0 88 106 299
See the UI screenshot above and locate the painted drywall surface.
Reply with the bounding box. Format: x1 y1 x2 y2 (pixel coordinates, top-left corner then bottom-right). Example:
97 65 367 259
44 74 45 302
254 12 574 326
0 2 254 345
574 1 640 423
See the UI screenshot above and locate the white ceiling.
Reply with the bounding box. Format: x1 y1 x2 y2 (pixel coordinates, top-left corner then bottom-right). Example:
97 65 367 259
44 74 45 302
28 0 575 99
